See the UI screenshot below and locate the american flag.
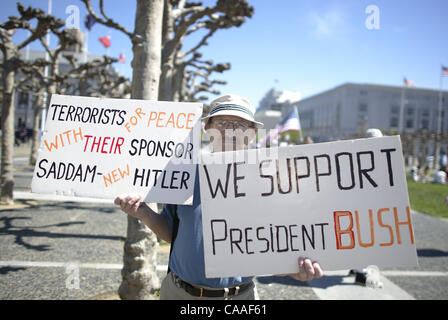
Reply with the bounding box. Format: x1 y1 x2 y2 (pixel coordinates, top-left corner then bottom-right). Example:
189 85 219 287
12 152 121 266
257 107 302 147
84 14 96 31
403 77 416 87
442 65 448 76
278 107 301 133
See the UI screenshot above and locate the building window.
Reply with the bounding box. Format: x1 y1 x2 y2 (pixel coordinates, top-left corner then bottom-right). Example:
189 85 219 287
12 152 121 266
406 119 414 129
406 107 414 116
390 117 399 127
421 119 429 129
271 103 282 111
390 105 399 115
18 92 28 106
358 103 368 113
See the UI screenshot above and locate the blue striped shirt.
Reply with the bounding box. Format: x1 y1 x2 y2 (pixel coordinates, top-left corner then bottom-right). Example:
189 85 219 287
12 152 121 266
161 169 253 288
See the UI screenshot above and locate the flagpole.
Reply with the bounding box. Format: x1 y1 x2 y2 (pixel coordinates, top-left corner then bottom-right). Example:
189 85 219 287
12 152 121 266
84 28 88 63
40 0 52 134
295 106 303 143
106 32 111 70
434 70 444 170
398 83 405 133
107 30 111 57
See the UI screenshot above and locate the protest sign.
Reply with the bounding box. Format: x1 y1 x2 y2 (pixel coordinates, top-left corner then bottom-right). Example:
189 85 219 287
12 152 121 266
31 94 202 205
199 136 418 277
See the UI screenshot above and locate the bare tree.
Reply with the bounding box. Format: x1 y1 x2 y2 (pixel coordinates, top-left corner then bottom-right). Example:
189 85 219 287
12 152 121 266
17 53 129 166
36 26 82 128
61 54 130 98
81 0 164 300
15 58 51 165
160 0 254 101
0 3 67 204
182 55 230 102
22 31 82 165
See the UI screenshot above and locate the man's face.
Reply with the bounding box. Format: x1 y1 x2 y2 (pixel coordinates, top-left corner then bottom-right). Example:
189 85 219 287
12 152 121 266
204 115 257 152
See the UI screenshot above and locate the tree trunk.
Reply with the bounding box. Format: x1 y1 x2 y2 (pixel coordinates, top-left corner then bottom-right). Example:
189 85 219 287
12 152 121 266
159 0 175 101
79 77 88 97
118 0 164 300
29 94 43 166
130 0 164 101
177 63 188 102
0 32 16 205
160 63 175 101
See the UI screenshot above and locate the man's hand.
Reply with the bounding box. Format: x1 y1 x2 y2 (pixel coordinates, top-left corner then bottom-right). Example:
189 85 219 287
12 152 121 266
114 193 147 220
277 257 324 282
114 194 171 243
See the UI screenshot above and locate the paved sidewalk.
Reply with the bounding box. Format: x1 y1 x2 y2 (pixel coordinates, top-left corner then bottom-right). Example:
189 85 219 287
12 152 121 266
1 142 447 299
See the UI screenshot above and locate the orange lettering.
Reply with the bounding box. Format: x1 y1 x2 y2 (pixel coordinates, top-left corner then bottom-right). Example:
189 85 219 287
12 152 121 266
63 130 72 145
45 128 83 151
147 111 158 127
377 208 394 246
73 127 83 142
186 113 195 129
118 164 130 179
59 134 65 147
112 169 119 183
130 115 138 126
103 174 113 187
176 113 186 128
103 164 130 188
334 211 355 249
166 112 175 128
354 210 375 248
44 136 59 152
394 206 415 245
156 112 166 127
135 107 145 119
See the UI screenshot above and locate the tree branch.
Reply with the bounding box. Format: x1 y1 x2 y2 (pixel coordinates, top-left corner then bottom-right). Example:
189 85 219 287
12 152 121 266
181 25 217 58
80 0 133 38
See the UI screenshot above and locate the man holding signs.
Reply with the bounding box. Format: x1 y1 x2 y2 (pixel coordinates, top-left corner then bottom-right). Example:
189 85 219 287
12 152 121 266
34 93 416 300
115 94 324 300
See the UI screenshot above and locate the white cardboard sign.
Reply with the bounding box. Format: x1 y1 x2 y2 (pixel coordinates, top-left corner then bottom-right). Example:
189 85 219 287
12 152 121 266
199 136 418 277
31 94 202 205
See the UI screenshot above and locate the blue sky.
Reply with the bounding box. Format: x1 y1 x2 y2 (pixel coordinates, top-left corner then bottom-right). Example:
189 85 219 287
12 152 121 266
2 0 448 109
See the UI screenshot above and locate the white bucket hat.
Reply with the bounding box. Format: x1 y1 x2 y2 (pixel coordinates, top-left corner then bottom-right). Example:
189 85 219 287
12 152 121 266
202 94 264 128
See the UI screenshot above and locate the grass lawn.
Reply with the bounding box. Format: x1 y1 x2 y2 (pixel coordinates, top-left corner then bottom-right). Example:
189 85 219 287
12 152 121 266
407 179 448 219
